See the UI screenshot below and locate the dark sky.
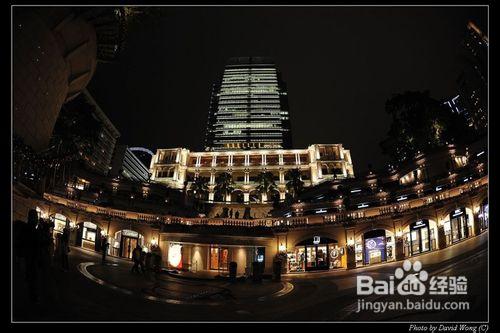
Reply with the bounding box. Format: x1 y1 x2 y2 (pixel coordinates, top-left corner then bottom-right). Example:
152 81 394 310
87 6 487 173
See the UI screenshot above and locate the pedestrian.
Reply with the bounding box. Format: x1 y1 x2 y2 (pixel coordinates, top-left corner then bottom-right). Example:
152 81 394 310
152 245 162 273
140 249 146 273
60 228 70 271
131 244 142 273
101 236 109 265
25 209 40 302
145 252 152 272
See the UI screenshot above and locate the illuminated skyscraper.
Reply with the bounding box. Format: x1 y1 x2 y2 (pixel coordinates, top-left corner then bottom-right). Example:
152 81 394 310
204 57 292 151
457 21 488 132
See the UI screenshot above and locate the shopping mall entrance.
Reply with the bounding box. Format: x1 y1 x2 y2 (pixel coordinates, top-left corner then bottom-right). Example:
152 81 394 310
363 229 390 265
288 236 340 272
113 230 144 259
405 219 435 256
450 208 471 244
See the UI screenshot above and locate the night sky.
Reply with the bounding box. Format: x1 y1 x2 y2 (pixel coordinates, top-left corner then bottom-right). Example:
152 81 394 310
87 6 487 173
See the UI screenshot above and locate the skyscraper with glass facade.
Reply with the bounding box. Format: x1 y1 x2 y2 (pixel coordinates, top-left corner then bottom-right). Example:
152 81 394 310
204 57 292 151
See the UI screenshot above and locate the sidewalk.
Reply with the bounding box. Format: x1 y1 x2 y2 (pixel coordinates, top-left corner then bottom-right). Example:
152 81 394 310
84 261 288 304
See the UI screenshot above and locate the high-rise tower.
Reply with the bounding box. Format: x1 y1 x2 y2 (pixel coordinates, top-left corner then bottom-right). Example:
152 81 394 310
204 57 292 151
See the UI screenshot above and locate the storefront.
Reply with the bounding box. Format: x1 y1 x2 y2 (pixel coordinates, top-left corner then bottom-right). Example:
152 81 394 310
113 229 144 259
404 220 435 257
360 229 395 265
209 246 229 271
168 243 183 269
76 221 101 251
444 208 472 245
288 236 341 272
50 213 70 235
163 242 261 275
478 199 489 232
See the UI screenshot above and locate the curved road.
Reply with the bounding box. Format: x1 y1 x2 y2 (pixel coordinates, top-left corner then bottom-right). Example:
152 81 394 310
13 232 488 321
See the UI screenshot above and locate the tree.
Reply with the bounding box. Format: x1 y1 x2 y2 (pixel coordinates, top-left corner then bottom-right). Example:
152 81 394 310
214 172 234 201
380 91 472 164
285 169 304 200
190 176 209 201
256 171 277 202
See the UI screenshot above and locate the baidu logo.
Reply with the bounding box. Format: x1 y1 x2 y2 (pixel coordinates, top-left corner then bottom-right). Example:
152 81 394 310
357 260 433 296
395 260 428 295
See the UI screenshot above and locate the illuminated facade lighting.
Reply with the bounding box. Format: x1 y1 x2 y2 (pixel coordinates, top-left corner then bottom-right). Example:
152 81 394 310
205 57 292 151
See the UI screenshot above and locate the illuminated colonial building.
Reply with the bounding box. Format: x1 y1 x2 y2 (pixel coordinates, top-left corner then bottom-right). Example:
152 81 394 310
150 144 354 203
204 57 292 151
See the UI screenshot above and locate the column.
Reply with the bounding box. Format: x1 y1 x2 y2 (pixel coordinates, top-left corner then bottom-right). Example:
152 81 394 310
345 228 356 269
279 170 285 184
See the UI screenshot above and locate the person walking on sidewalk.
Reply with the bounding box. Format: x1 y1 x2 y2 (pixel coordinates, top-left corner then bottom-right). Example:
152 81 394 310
139 249 146 273
60 228 70 271
25 209 41 302
131 244 142 273
101 236 109 265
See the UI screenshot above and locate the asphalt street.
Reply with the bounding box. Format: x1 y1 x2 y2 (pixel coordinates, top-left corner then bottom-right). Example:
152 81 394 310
12 231 488 322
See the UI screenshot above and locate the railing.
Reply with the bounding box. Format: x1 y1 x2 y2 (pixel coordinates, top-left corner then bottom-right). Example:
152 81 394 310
42 175 487 230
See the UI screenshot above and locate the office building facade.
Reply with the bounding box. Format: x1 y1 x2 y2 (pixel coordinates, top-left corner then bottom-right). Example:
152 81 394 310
204 57 292 151
110 145 151 182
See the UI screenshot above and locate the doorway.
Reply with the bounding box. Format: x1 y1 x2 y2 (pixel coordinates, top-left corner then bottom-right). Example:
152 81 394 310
121 236 138 259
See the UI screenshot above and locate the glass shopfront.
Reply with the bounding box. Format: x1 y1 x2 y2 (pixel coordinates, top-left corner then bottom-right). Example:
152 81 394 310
478 200 489 232
168 243 183 269
80 221 98 251
363 230 387 265
114 230 144 259
449 208 472 243
51 213 69 235
210 246 229 271
406 220 434 256
288 237 339 272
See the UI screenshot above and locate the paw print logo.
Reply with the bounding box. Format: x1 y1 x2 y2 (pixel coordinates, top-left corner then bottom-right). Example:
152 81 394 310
395 260 428 296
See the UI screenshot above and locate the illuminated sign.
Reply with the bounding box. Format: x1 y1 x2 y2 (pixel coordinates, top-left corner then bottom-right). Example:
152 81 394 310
122 229 139 238
452 208 465 217
313 236 321 245
358 203 369 209
477 151 484 157
364 236 386 264
397 196 407 201
350 189 362 193
435 186 442 191
411 220 428 230
315 209 327 214
168 244 183 269
83 221 97 229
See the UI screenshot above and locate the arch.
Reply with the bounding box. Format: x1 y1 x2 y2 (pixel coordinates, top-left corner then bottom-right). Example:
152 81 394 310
129 147 154 156
294 231 340 246
249 190 260 203
110 229 145 258
401 218 439 256
230 189 244 203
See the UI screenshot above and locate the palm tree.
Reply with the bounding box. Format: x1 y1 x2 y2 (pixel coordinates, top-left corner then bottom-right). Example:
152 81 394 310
190 176 209 201
215 172 234 201
256 171 277 202
285 168 304 200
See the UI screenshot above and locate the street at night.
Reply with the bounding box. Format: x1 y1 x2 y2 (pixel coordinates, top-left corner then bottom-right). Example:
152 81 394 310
13 232 487 321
